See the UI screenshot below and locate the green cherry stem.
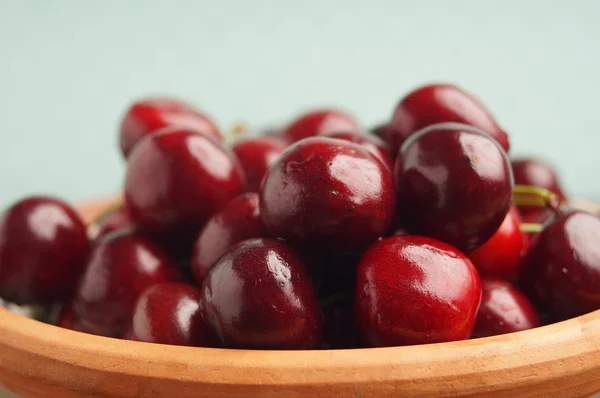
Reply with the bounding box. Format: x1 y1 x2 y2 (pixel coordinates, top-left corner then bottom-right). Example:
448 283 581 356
519 222 544 234
512 184 562 210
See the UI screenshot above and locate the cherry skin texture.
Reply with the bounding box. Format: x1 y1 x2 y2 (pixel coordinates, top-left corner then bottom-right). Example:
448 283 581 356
283 109 359 143
511 157 567 220
472 279 540 338
191 193 268 284
355 235 482 347
394 123 513 252
95 203 134 239
324 131 394 171
388 84 509 154
232 136 287 192
260 137 395 250
468 206 526 280
119 98 221 158
125 283 214 347
520 211 600 320
72 229 180 337
202 238 322 349
125 128 247 235
0 196 89 304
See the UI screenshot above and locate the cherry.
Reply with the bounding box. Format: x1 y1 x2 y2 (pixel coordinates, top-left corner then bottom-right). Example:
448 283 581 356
370 123 389 145
72 229 180 337
94 203 134 239
191 193 268 283
472 279 540 338
520 210 600 320
511 158 567 220
260 137 395 250
394 123 513 252
232 136 287 192
125 283 215 347
324 131 393 171
468 206 526 280
202 238 322 349
125 128 247 235
355 235 481 347
283 109 359 143
388 84 509 154
119 98 222 158
0 196 89 304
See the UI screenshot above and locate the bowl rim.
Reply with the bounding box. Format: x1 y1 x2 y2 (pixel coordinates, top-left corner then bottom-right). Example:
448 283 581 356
1 195 600 397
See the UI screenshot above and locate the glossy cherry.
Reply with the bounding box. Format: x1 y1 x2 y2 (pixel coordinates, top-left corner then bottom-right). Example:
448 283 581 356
125 283 215 347
72 229 180 337
468 206 526 280
520 210 600 320
324 131 393 171
125 128 247 235
355 235 481 346
511 157 567 220
202 238 322 349
260 137 395 250
388 84 509 154
472 279 540 338
119 98 222 158
191 193 268 283
232 136 287 192
394 123 513 252
94 203 134 239
283 109 359 143
0 196 89 304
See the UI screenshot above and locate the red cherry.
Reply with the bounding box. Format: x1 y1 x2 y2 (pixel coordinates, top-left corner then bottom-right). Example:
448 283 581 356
0 196 89 304
520 210 600 320
119 98 222 158
468 206 526 280
72 230 180 337
388 84 509 154
260 137 395 250
283 109 359 143
125 128 247 235
394 123 513 252
191 193 268 283
95 203 134 239
232 136 287 192
511 157 567 220
202 238 322 349
324 131 393 171
472 279 540 338
355 235 481 346
125 283 215 347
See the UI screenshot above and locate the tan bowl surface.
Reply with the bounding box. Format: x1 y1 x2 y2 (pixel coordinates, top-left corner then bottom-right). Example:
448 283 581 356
1 196 600 398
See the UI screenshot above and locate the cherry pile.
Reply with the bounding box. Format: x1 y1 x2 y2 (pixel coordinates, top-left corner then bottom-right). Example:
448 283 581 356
0 83 596 350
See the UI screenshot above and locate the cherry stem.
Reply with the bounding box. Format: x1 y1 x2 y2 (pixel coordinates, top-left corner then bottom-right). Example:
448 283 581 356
319 291 354 308
520 222 544 234
512 184 562 210
225 122 248 144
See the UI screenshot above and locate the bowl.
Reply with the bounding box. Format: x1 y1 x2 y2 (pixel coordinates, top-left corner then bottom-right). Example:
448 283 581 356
1 197 600 398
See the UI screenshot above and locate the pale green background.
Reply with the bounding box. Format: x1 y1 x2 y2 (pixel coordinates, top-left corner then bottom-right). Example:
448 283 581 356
0 0 598 209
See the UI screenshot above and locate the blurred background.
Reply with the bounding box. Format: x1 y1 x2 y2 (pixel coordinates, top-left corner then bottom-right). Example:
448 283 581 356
0 0 598 208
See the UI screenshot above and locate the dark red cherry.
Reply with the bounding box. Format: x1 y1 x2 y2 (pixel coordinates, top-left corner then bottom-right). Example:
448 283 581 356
511 157 567 220
191 193 268 283
94 203 134 239
388 84 509 154
119 98 222 158
472 279 540 338
394 123 513 252
283 109 359 143
125 128 246 235
468 206 526 280
260 137 395 250
0 196 89 304
356 235 481 346
125 283 214 347
202 238 322 349
324 131 393 171
232 136 287 192
72 230 180 337
520 211 600 320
